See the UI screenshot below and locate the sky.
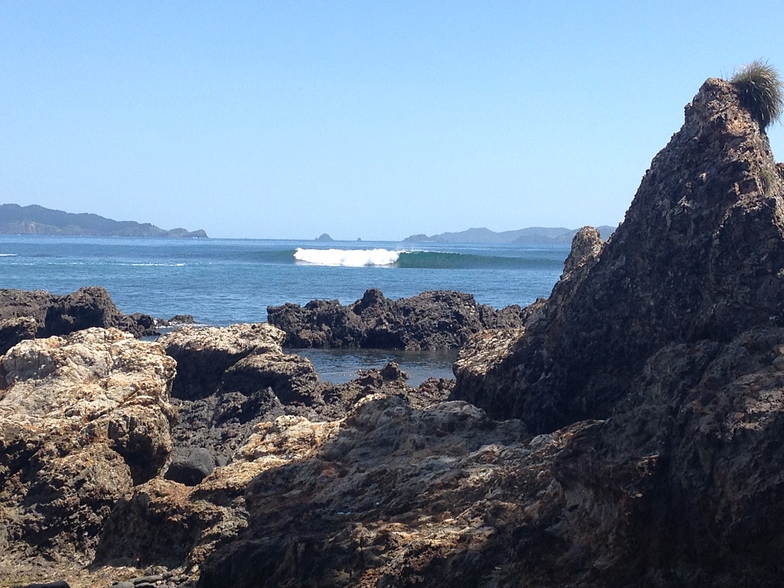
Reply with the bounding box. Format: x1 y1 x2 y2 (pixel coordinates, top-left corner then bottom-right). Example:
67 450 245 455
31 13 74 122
2 2 784 240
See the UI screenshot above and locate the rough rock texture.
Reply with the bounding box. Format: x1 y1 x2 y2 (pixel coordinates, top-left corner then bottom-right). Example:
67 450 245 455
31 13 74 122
0 287 159 355
0 328 176 577
267 288 528 350
158 323 453 467
158 323 287 400
90 325 454 578
198 395 533 588
441 77 784 584
453 77 784 433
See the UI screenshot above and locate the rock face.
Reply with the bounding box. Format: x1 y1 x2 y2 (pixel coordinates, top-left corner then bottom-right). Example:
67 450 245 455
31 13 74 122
198 395 532 588
0 328 176 574
267 288 527 350
443 76 784 583
0 287 158 355
453 77 784 432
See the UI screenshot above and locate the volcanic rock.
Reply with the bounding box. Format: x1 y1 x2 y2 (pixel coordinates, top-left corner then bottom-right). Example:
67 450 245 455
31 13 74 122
158 323 286 401
267 288 528 350
0 328 176 573
442 76 784 583
452 77 784 432
164 447 216 486
0 287 159 355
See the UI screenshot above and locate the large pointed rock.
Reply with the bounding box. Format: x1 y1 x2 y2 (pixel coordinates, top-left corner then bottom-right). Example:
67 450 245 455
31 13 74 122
453 77 784 433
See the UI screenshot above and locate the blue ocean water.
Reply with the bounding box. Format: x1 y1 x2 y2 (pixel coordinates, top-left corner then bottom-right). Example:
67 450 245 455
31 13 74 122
0 236 570 383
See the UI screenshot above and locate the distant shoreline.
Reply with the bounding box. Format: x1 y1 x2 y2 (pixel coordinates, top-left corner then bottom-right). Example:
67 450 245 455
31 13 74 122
0 203 208 238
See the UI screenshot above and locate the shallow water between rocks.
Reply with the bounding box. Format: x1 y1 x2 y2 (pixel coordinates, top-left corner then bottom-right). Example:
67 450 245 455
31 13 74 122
295 346 458 385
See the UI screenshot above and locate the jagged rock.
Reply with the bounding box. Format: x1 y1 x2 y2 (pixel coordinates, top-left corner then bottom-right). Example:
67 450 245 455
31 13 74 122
0 287 159 355
441 76 784 584
267 288 528 350
194 330 784 587
197 394 538 587
0 328 176 571
452 77 784 433
92 357 455 575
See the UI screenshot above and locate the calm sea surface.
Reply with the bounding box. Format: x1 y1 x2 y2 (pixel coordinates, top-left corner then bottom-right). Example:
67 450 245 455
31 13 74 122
0 236 570 383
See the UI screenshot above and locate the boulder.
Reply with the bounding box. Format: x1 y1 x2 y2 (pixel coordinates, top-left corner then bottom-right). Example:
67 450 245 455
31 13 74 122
164 447 216 486
158 323 285 400
0 328 176 570
267 288 528 350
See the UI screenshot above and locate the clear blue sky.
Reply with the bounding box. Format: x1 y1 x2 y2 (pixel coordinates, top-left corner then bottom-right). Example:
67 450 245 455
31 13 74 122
2 1 784 240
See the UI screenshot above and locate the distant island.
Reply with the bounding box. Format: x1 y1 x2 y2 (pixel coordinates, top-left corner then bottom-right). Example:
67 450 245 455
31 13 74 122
403 225 616 244
0 204 208 238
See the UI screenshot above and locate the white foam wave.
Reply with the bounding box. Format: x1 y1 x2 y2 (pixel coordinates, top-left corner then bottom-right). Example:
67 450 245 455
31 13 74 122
0 253 18 257
294 248 401 267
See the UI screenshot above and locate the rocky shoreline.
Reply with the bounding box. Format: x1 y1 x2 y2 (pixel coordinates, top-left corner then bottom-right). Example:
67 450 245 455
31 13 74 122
5 75 784 586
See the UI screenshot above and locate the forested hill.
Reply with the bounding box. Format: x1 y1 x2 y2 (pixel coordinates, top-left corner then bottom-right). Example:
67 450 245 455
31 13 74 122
0 204 207 238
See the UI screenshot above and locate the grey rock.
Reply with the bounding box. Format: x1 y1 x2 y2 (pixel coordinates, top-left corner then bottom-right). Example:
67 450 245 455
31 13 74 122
164 447 215 486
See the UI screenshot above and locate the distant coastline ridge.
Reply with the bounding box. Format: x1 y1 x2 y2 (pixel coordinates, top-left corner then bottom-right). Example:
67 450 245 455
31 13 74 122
0 203 208 238
404 225 615 244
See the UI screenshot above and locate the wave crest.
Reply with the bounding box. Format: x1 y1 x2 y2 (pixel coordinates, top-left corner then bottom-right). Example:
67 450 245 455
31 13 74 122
294 248 401 267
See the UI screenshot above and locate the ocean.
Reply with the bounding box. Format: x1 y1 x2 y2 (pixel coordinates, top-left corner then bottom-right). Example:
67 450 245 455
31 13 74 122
0 235 570 383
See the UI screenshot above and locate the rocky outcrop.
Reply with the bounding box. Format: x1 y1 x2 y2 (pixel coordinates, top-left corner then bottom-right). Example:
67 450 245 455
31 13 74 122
197 395 532 587
158 323 287 401
453 77 784 432
0 287 159 355
0 328 176 577
440 76 784 583
267 288 528 350
91 325 454 576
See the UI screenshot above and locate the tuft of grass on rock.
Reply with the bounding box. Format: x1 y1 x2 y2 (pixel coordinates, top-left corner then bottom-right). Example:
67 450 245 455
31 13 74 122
731 60 784 131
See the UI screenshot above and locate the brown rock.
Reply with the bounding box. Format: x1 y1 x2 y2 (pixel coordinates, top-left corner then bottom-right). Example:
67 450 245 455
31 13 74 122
0 328 176 571
159 323 285 400
452 77 784 433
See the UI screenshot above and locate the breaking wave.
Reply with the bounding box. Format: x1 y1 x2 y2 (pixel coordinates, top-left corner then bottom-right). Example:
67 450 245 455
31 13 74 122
293 248 561 269
294 248 401 267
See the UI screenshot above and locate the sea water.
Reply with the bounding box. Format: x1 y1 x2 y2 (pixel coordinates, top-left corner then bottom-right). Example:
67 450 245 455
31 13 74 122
0 236 570 383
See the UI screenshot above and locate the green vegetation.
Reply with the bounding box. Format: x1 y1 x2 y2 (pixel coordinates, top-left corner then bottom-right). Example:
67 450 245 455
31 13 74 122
731 60 784 131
